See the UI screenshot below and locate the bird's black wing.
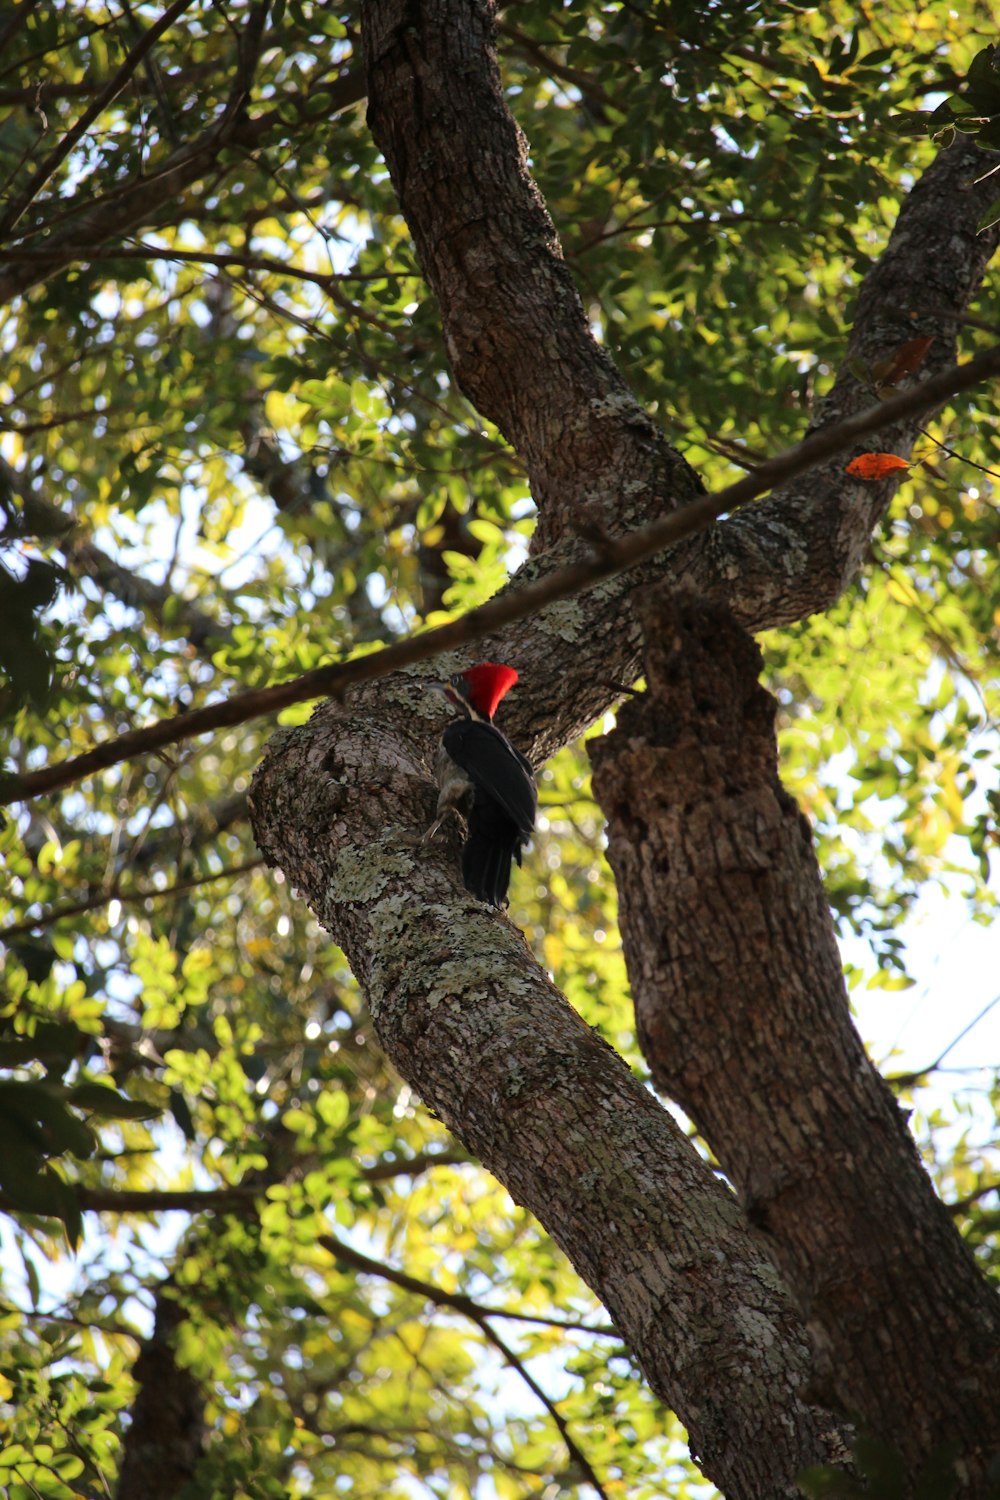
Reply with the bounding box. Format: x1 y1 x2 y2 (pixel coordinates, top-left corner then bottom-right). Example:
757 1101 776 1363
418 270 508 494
442 720 536 834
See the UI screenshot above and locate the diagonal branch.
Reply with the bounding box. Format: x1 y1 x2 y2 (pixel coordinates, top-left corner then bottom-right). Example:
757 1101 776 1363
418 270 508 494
0 1151 470 1215
0 857 262 940
475 1318 610 1498
498 21 615 116
318 1227 615 1335
0 455 232 654
64 534 231 650
319 1228 611 1500
0 241 361 290
5 341 1000 808
0 1 42 55
887 991 1000 1089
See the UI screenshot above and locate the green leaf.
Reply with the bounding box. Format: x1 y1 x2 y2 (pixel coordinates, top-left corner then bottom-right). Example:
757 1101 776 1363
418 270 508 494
977 196 1000 233
68 1083 161 1121
0 1082 96 1158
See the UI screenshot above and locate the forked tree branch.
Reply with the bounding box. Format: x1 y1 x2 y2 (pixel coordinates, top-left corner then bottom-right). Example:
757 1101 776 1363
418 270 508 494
246 6 1000 1495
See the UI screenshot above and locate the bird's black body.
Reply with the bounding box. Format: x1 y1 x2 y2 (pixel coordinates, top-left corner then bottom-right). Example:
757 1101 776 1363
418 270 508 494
440 719 536 905
428 663 536 906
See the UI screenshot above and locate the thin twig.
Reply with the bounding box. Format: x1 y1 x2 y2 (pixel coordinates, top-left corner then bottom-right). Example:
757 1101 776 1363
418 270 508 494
0 242 410 290
947 1181 1000 1216
916 424 1000 483
1 857 263 940
319 1229 615 1497
499 22 615 115
0 1152 470 1218
0 405 128 434
319 1229 616 1335
887 992 1000 1089
477 1317 612 1498
0 1304 138 1342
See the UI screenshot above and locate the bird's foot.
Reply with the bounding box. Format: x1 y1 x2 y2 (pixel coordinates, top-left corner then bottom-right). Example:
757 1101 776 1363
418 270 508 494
423 808 466 845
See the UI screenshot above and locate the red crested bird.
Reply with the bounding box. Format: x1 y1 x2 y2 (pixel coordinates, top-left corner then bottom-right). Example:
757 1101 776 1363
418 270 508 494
427 663 536 906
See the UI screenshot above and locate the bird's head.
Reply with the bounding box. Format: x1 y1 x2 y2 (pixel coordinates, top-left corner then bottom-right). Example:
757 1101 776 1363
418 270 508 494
430 663 519 722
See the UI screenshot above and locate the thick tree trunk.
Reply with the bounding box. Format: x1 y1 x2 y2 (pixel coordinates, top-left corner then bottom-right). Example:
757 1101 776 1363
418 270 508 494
249 699 851 1498
116 1288 205 1500
589 589 1000 1484
246 2 1000 1494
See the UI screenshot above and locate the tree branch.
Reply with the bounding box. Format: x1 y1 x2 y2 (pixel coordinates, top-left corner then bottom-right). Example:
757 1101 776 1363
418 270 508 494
0 1 42 56
887 991 1000 1089
319 1227 614 1334
947 1182 1000 1216
67 535 232 648
498 21 615 116
0 0 200 239
0 241 364 291
476 1318 611 1499
0 70 363 304
0 455 232 654
6 343 1000 809
0 1151 471 1217
319 1227 612 1500
1 857 262 940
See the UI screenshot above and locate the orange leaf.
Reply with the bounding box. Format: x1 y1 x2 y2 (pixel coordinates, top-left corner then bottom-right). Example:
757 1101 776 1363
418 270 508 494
846 452 911 480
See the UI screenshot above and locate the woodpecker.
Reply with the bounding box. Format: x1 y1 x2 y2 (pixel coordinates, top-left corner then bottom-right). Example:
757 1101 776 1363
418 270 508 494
427 663 536 906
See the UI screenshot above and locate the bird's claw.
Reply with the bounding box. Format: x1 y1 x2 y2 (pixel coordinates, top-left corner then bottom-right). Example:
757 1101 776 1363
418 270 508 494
423 808 467 845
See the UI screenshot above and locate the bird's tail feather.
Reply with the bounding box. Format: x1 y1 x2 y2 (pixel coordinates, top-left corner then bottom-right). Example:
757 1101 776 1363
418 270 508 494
463 830 514 906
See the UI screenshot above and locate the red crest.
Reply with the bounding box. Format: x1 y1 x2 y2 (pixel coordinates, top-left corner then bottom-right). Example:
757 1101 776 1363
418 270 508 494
458 663 518 719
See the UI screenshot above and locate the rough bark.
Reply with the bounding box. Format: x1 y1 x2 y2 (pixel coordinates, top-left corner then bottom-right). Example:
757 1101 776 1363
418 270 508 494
588 591 1000 1485
680 132 1000 632
249 699 850 1499
363 0 702 541
245 2 1000 1494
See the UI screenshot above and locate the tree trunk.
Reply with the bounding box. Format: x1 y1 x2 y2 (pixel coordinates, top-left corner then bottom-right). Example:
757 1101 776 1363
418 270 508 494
246 1 1000 1493
116 1288 205 1500
249 699 851 1498
589 589 1000 1483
